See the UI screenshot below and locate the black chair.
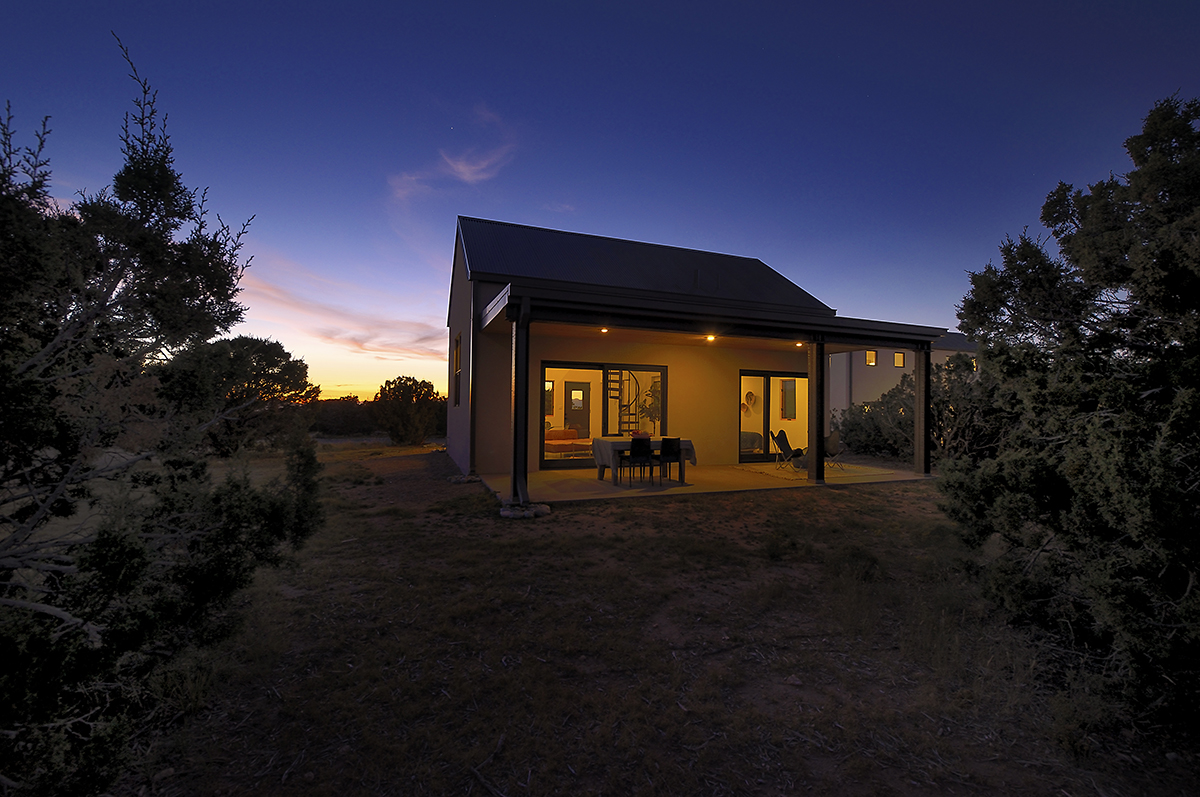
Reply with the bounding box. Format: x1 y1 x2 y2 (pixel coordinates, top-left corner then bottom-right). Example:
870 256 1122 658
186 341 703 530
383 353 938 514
655 437 682 482
770 429 805 470
618 436 655 484
824 430 847 470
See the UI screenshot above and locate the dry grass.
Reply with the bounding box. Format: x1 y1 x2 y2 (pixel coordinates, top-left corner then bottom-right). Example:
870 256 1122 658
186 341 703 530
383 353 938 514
115 442 1198 796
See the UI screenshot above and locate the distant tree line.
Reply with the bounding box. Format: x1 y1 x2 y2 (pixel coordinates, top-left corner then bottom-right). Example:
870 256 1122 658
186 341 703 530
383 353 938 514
311 377 446 444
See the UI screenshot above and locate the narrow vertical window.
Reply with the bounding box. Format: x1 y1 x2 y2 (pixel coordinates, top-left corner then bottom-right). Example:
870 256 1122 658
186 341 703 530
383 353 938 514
894 351 905 367
781 379 796 420
453 333 461 406
865 350 877 366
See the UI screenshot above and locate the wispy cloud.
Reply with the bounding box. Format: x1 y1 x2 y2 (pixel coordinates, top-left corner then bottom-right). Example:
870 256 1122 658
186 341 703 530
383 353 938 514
388 172 432 201
390 104 516 199
241 270 446 361
439 142 516 184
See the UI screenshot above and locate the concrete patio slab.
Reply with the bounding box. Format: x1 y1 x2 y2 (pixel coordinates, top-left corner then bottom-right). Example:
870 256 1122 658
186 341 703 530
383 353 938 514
480 461 927 504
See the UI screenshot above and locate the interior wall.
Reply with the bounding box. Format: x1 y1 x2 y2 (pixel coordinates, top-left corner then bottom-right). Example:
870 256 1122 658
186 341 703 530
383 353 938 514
543 367 602 436
768 376 809 451
739 376 765 441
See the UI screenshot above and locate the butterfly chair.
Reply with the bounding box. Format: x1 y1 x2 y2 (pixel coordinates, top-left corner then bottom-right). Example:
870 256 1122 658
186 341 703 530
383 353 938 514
824 430 847 470
770 429 805 471
654 437 683 483
619 436 655 485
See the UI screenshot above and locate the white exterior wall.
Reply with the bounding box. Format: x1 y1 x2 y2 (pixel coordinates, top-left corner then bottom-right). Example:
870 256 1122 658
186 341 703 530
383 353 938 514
445 246 473 474
828 348 959 418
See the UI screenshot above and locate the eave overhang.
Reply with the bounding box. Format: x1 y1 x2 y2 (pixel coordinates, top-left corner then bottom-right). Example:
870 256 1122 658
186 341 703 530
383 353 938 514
481 278 945 350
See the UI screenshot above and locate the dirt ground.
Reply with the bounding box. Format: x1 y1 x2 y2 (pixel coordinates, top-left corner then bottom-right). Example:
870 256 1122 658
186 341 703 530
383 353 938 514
116 443 1198 796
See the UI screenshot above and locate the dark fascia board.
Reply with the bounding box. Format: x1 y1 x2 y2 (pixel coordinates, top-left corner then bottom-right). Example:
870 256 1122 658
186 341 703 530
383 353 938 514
469 269 837 323
481 280 946 347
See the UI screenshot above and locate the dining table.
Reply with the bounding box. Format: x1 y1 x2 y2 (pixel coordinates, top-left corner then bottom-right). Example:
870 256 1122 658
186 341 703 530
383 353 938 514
592 437 697 485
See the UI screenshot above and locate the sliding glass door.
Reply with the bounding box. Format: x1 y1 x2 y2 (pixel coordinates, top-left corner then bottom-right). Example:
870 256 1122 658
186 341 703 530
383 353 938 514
542 361 667 469
739 370 808 463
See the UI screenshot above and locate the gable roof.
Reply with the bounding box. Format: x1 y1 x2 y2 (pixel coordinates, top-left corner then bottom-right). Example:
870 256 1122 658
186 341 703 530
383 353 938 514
457 216 835 317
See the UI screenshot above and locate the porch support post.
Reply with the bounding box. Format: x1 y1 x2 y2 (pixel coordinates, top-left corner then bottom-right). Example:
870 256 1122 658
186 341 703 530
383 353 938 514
509 296 532 504
807 337 826 484
913 343 932 476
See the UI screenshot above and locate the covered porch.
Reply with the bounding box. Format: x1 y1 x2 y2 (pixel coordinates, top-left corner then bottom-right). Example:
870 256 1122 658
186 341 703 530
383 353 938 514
492 294 942 505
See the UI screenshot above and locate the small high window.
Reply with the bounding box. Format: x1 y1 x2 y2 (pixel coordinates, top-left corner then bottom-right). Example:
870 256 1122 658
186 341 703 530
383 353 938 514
865 350 877 366
894 352 905 368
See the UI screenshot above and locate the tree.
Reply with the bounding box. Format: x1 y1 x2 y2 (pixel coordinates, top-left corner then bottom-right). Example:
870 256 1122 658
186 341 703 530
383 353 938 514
158 335 321 455
941 97 1200 714
374 375 445 445
833 353 999 462
639 380 662 435
1 49 323 794
312 395 377 437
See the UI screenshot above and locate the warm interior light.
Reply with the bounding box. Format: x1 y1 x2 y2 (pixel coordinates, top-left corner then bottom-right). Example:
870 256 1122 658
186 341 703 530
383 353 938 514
600 328 609 333
795 342 803 347
706 335 715 342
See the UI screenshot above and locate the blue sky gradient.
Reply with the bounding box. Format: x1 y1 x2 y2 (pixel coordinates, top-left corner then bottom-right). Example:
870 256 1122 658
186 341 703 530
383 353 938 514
4 1 1197 396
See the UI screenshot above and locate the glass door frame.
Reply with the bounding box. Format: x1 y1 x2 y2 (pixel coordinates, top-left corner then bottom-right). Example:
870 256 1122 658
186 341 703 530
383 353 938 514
739 368 807 463
541 360 668 470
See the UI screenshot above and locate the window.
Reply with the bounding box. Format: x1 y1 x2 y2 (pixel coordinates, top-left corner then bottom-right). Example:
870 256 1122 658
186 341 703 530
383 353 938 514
543 380 554 416
780 379 797 420
452 334 461 406
894 351 905 367
865 350 877 366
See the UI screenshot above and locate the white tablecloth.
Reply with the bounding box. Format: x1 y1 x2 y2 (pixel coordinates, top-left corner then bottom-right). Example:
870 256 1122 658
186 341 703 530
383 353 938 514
591 438 697 483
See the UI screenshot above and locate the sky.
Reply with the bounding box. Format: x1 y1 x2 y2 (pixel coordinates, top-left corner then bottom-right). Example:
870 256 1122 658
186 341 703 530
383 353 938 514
4 1 1198 398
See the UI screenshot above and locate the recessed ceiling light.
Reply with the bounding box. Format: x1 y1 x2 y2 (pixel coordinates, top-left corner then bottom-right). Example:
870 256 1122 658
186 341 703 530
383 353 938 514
706 335 715 342
600 328 609 333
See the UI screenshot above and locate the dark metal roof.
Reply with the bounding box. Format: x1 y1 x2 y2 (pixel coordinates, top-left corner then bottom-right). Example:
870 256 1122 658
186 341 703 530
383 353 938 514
933 331 976 352
458 216 835 316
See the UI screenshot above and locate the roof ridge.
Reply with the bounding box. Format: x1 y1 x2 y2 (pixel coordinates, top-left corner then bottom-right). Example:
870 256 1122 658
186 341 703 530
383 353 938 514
458 216 764 263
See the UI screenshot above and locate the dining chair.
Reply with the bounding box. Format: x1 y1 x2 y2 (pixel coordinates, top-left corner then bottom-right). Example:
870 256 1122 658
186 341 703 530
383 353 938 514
655 437 682 482
619 436 655 484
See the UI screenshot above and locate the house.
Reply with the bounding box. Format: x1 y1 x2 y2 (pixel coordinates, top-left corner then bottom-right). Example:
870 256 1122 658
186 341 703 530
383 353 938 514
828 332 976 418
446 216 956 504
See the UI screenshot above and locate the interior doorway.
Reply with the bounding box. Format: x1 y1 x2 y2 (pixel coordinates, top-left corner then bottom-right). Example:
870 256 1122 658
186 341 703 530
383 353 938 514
564 381 591 436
